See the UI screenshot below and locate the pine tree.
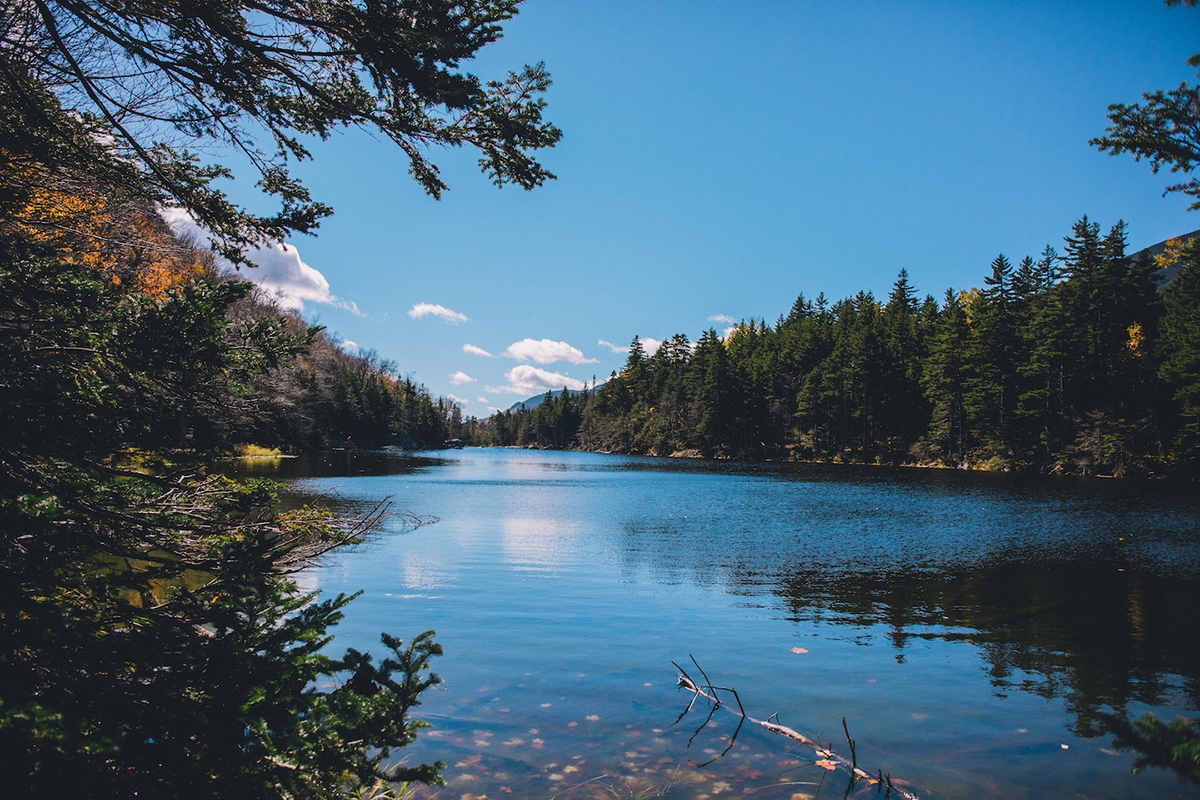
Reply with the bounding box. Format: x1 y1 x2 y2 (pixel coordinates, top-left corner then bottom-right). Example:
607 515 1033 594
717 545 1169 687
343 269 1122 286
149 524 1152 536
964 254 1019 459
922 290 970 464
1060 217 1105 404
622 335 650 403
688 329 730 454
1016 257 1071 466
882 269 925 459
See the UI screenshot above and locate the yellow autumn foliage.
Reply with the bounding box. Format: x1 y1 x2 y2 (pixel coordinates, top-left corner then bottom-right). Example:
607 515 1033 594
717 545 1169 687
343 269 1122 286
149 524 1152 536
1126 322 1147 362
0 148 208 298
1154 237 1191 272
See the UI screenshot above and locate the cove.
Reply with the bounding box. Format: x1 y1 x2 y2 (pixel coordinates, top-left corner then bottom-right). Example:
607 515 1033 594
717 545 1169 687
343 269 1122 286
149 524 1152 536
228 448 1200 799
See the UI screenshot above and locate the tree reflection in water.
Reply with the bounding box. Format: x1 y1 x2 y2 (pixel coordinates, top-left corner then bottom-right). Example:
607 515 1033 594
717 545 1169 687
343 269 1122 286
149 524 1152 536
768 561 1199 736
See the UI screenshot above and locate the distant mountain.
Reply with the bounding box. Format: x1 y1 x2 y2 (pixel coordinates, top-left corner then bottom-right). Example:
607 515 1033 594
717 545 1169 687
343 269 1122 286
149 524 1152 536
1134 228 1200 287
507 388 591 413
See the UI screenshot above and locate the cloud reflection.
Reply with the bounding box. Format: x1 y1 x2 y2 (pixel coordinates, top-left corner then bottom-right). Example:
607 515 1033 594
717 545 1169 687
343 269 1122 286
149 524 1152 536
501 517 579 573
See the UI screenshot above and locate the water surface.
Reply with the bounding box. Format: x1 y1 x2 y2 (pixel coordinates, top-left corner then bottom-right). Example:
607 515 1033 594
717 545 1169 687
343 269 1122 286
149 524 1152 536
229 449 1200 799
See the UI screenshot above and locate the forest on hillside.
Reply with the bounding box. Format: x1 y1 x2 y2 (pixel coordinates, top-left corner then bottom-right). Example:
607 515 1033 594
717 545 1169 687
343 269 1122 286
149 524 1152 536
476 219 1200 478
0 149 473 457
4 0 1200 795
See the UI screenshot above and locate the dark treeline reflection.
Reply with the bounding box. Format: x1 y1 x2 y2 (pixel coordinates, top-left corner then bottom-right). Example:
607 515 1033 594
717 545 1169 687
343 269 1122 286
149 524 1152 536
769 561 1199 736
247 449 1200 749
605 462 1200 739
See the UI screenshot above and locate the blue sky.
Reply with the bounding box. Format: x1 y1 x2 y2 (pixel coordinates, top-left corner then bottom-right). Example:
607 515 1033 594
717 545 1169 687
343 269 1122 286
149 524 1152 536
207 0 1198 418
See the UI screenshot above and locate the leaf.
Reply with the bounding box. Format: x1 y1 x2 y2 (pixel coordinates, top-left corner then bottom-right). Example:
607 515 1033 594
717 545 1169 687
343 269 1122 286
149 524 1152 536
791 647 809 654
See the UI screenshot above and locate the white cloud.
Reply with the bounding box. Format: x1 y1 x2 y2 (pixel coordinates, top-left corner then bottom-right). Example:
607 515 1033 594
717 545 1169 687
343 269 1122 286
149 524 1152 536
476 396 489 403
502 338 597 365
487 365 586 395
249 242 363 314
447 394 468 405
408 302 469 324
709 314 737 325
600 337 662 356
463 343 495 357
341 340 358 351
159 208 361 314
449 371 475 385
722 326 737 341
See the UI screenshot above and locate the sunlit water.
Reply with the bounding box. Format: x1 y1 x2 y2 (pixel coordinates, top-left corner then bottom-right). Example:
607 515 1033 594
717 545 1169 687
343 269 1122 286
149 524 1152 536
228 449 1200 799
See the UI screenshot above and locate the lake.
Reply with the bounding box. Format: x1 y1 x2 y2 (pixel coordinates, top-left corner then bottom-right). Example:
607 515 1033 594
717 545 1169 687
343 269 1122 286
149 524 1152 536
228 448 1200 799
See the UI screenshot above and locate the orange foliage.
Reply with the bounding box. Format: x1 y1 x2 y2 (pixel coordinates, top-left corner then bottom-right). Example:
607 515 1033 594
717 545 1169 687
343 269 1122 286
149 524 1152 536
1 149 208 297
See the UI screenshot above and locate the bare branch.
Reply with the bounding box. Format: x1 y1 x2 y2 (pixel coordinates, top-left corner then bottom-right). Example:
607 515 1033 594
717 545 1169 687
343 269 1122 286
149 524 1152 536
673 660 920 799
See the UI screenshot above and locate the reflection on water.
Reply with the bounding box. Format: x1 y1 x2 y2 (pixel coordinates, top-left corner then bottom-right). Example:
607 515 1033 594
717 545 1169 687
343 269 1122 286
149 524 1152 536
771 563 1199 735
502 516 583 572
221 449 451 478
607 461 1200 727
247 449 1200 799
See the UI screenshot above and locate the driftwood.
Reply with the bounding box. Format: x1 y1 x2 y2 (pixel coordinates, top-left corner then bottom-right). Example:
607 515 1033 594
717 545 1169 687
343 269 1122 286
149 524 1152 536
673 657 920 800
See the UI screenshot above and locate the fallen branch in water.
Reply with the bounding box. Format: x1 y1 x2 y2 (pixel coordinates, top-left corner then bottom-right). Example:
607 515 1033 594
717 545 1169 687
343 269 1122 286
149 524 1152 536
673 656 920 799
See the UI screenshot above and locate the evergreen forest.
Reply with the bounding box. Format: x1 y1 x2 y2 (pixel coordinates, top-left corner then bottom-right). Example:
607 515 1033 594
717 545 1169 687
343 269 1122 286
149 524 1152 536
4 0 1200 797
475 220 1200 478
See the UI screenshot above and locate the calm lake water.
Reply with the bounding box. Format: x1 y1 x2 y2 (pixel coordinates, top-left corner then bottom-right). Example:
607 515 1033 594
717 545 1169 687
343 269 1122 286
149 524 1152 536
229 448 1200 799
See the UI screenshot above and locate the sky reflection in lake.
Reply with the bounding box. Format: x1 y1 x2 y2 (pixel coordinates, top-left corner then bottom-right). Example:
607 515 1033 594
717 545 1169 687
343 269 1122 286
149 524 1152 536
228 449 1200 799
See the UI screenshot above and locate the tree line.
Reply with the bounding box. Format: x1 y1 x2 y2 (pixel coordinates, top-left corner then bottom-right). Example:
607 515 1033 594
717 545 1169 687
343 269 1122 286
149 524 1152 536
4 0 1199 795
229 315 473 453
476 219 1200 477
0 163 471 456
